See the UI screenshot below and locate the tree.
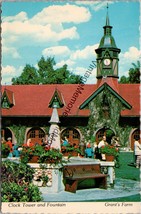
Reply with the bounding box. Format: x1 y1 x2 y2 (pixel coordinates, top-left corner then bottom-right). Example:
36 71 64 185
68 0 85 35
119 76 129 84
12 57 83 85
128 61 140 83
38 56 56 84
119 61 140 84
12 65 39 85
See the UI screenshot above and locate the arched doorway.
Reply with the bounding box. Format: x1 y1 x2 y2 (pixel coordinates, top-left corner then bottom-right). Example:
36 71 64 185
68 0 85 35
1 128 12 142
96 128 115 144
27 128 45 145
61 128 80 146
130 129 140 151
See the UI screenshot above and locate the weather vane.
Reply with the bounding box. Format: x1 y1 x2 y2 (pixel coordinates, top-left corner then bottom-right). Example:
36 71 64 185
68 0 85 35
107 3 109 10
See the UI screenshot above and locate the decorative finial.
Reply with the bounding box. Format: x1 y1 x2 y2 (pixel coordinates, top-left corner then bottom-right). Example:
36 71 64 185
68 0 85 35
107 3 109 10
106 2 110 26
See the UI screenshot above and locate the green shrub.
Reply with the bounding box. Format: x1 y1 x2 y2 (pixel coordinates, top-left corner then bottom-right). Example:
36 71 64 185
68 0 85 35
2 160 43 202
1 143 10 158
2 160 34 183
2 182 42 202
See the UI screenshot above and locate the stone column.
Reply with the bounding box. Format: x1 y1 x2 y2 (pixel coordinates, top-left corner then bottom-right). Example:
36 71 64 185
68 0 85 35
42 106 64 193
48 106 61 150
100 161 115 187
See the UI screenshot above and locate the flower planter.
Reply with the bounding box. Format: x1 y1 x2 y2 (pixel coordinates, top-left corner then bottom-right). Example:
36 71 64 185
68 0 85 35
44 158 57 164
28 155 40 163
62 151 78 157
106 155 114 161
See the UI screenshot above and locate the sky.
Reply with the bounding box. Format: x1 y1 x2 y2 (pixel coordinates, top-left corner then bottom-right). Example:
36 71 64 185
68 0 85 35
1 0 140 85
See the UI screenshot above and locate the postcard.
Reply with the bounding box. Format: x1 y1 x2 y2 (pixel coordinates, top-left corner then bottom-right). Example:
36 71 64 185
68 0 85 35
1 0 140 213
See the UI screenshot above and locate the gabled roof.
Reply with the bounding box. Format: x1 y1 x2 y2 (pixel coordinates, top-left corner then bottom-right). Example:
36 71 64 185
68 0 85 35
79 82 132 110
1 83 139 117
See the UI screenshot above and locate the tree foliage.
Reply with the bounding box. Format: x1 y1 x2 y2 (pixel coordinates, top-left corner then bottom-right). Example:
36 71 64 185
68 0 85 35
119 61 140 84
12 56 83 85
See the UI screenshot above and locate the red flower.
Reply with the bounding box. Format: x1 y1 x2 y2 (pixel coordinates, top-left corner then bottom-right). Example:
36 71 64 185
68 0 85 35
45 146 50 151
74 145 78 149
24 188 28 192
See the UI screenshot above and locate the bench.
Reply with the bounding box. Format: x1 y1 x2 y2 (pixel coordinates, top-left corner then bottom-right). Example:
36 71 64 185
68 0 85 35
63 164 108 193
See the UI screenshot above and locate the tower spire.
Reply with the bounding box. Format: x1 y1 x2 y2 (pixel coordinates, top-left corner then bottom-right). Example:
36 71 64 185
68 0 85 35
106 3 110 26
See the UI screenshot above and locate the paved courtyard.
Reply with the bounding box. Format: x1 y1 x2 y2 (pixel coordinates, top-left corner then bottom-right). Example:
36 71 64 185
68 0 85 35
41 177 140 202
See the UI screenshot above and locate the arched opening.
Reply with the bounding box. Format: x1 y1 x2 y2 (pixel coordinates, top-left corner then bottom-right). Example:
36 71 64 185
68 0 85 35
96 127 115 144
27 127 45 145
1 128 12 142
130 128 140 151
61 128 80 146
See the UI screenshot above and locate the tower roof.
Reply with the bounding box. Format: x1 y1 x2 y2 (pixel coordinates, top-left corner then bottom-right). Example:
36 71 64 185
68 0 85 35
98 5 117 49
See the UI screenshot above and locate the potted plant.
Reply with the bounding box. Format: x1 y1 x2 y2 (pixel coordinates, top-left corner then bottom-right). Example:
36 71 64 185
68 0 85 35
1 143 10 158
39 147 64 165
20 145 45 163
100 145 119 161
20 144 65 165
61 144 81 157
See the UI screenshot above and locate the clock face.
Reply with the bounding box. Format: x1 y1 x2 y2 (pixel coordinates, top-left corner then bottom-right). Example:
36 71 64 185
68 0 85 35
104 59 111 66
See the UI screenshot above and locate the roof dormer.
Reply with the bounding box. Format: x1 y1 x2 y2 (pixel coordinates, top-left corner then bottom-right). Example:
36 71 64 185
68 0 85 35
49 88 64 108
2 89 15 109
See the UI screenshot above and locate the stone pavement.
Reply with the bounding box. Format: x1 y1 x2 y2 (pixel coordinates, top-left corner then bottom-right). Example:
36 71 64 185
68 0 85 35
40 178 140 202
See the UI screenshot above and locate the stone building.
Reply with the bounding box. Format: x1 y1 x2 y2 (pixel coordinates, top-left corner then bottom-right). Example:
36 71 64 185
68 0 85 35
1 11 140 150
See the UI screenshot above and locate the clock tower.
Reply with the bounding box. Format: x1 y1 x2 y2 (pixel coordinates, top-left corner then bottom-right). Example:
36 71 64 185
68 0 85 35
95 6 121 80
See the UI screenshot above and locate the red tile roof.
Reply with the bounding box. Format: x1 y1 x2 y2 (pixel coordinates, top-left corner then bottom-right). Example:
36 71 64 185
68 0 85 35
2 83 140 117
2 84 95 117
119 84 140 116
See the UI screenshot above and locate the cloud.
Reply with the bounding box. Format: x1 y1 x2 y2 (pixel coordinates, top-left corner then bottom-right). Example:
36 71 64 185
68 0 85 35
2 65 16 76
2 13 80 48
70 44 98 60
121 46 141 61
53 44 98 84
56 59 75 68
42 46 71 58
30 4 91 25
1 65 16 84
119 46 141 77
53 44 98 69
119 46 141 68
76 1 114 11
2 11 28 22
1 65 23 84
2 4 91 80
73 66 97 84
2 4 90 46
2 46 21 59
